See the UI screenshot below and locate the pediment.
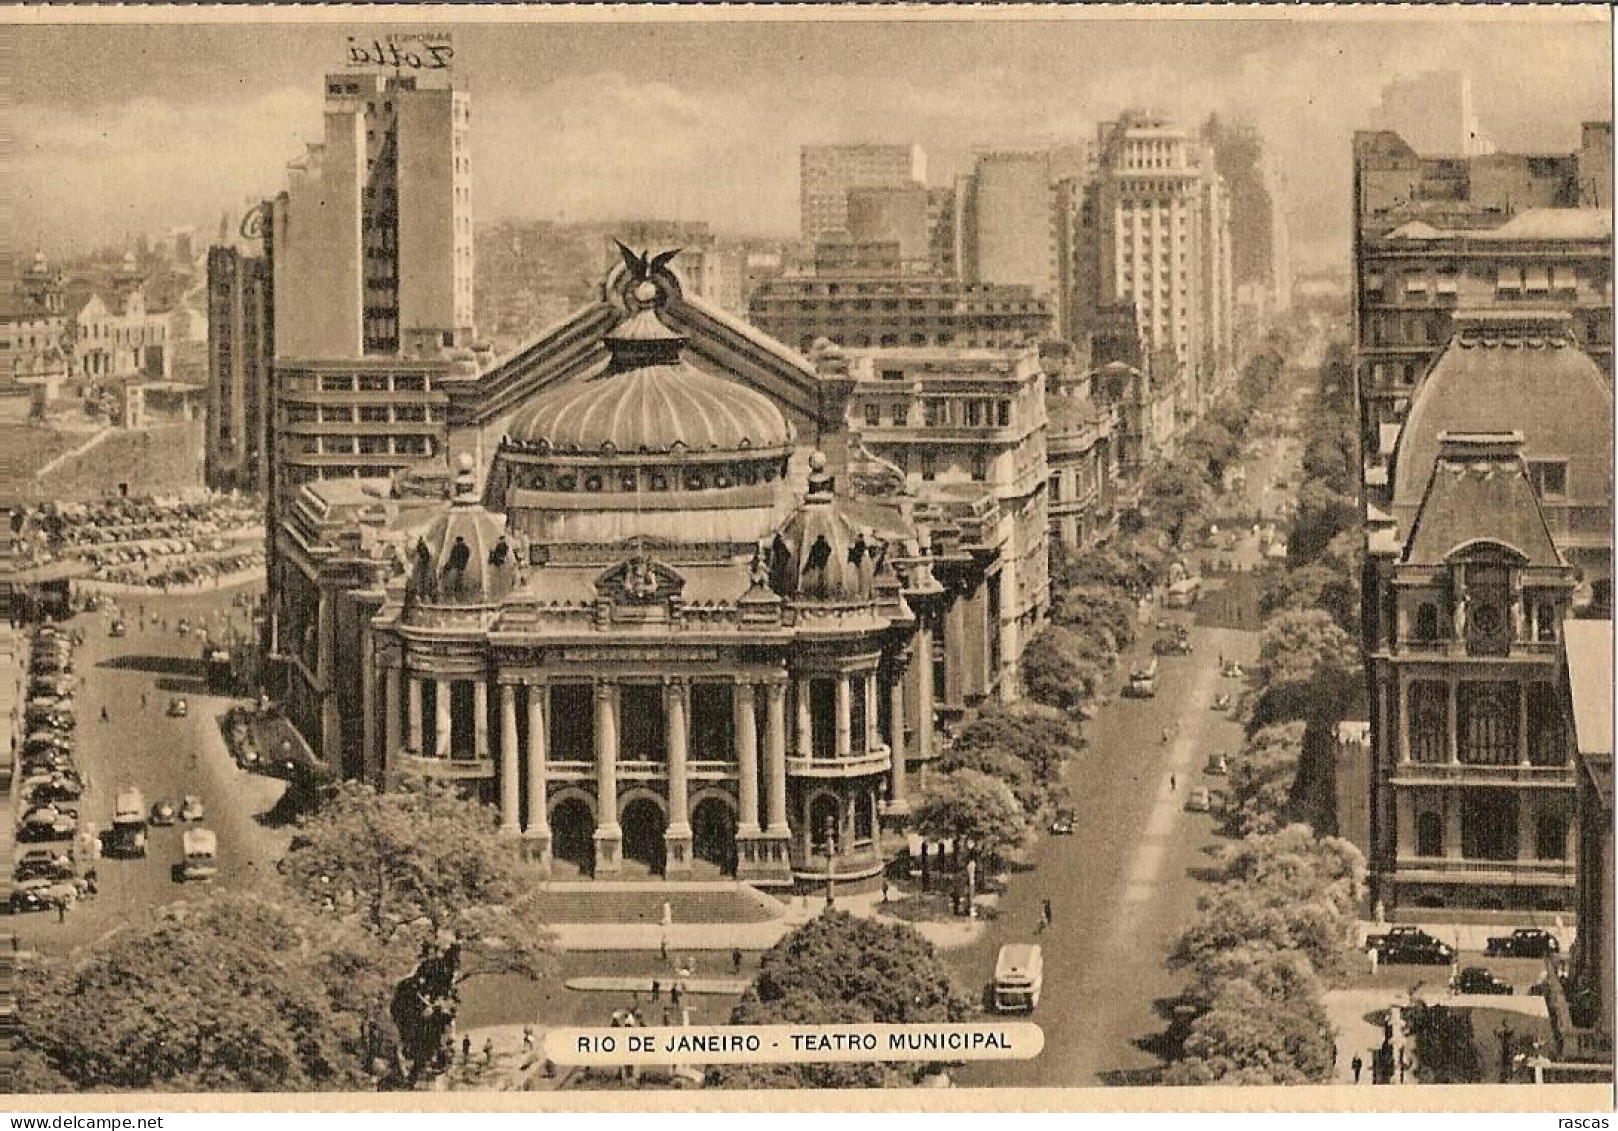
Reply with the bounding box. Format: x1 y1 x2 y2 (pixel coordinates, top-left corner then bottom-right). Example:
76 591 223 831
594 554 685 605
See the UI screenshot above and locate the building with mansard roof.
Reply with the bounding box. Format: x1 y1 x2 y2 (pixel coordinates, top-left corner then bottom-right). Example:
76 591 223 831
1361 308 1613 916
270 251 1046 888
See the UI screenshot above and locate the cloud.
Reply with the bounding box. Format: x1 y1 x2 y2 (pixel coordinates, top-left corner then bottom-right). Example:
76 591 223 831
16 87 321 253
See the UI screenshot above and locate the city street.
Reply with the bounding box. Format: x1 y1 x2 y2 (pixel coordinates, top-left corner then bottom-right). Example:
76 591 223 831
950 424 1307 1087
7 581 289 954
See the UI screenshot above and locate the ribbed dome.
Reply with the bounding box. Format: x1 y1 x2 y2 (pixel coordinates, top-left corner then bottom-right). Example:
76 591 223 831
506 309 794 456
407 457 522 606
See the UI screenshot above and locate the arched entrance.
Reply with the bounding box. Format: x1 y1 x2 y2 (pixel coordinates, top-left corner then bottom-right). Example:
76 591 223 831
621 797 668 876
551 797 596 877
691 796 738 877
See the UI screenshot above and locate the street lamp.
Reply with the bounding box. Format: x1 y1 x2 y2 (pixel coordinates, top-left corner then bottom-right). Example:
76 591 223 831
822 814 838 910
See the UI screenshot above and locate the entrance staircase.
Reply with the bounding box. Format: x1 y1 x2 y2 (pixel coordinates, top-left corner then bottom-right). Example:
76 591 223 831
531 880 786 926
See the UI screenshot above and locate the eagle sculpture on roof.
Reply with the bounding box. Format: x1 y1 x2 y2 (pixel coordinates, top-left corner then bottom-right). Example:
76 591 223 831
615 240 682 282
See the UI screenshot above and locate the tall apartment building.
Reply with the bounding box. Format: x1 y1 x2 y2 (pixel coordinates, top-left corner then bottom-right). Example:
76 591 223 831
1087 112 1234 408
1369 71 1495 158
1201 117 1292 317
955 152 1060 304
799 144 926 244
273 72 474 361
204 246 274 493
1350 127 1613 462
845 185 931 271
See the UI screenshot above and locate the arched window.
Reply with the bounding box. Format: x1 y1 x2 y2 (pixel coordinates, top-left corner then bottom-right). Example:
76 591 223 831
854 792 875 843
809 794 841 855
1537 602 1557 641
1459 682 1517 765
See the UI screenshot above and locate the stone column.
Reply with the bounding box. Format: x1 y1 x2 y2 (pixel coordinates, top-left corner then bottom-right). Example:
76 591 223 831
795 676 813 759
835 674 852 759
736 681 760 833
360 627 376 784
664 680 692 876
499 684 520 834
408 676 424 754
1395 789 1415 857
916 619 935 762
1445 792 1464 860
1517 792 1535 862
473 679 490 763
316 592 333 684
887 663 909 811
594 683 621 873
944 596 967 705
1518 683 1532 766
863 671 879 753
384 663 402 765
765 680 789 833
1397 675 1411 764
525 684 550 852
1446 678 1460 765
434 677 453 759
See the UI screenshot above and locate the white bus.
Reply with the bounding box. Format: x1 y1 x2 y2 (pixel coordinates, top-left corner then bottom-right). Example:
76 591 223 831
993 944 1044 1012
181 828 218 881
1164 577 1202 608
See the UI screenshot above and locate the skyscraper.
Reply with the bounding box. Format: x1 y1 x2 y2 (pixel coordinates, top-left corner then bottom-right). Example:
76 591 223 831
204 245 273 494
1368 70 1495 157
799 144 926 244
272 72 474 360
1088 112 1234 401
959 151 1060 304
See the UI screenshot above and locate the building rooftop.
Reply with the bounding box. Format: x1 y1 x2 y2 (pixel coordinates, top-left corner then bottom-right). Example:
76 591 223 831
1402 433 1562 567
1563 619 1613 758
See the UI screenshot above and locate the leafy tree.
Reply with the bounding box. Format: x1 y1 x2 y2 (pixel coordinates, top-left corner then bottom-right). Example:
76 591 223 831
19 894 389 1092
1164 959 1336 1085
280 775 556 1082
709 912 972 1089
944 704 1087 817
1225 721 1307 834
911 769 1028 859
1050 584 1138 652
1020 624 1100 713
1287 478 1358 567
1253 608 1363 727
1141 460 1212 546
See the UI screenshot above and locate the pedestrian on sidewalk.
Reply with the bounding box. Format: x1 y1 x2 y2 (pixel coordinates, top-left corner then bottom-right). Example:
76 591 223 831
881 878 891 903
651 979 661 1000
141 692 147 709
100 706 109 723
1352 1054 1364 1083
732 948 743 974
56 899 66 924
462 1035 472 1065
1042 898 1053 930
660 933 668 962
1170 773 1177 792
483 1037 495 1067
522 1027 535 1061
1161 727 1170 745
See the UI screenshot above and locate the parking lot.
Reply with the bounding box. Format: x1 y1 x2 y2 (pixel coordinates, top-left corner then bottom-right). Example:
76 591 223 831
5 586 291 955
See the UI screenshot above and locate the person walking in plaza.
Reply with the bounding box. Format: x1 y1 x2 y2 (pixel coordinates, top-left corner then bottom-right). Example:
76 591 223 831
732 948 743 974
1042 898 1053 931
1352 1054 1364 1083
1170 773 1177 792
462 1035 472 1065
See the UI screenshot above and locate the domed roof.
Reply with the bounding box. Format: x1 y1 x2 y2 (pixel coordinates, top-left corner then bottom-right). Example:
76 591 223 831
1392 310 1614 523
506 305 794 457
407 456 521 606
767 454 892 604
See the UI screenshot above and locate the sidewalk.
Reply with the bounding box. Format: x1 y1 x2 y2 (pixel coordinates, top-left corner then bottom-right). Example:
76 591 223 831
551 888 990 953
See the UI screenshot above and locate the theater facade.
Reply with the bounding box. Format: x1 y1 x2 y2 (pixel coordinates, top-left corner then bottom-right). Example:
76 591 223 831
270 253 1048 886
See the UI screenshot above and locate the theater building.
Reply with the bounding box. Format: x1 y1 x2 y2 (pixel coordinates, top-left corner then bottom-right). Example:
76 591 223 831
271 253 1044 886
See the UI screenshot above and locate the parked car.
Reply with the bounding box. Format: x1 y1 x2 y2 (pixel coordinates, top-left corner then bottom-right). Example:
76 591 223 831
1185 787 1213 813
1212 693 1232 711
1153 635 1193 657
108 620 126 638
1485 927 1561 959
1049 808 1076 835
8 887 58 914
149 799 178 826
1452 966 1514 996
167 697 188 718
1221 662 1245 678
180 795 205 822
1203 753 1229 776
14 849 74 882
1369 926 1455 965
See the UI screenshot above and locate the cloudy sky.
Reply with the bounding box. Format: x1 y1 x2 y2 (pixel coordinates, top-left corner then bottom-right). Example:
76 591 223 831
12 10 1612 266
